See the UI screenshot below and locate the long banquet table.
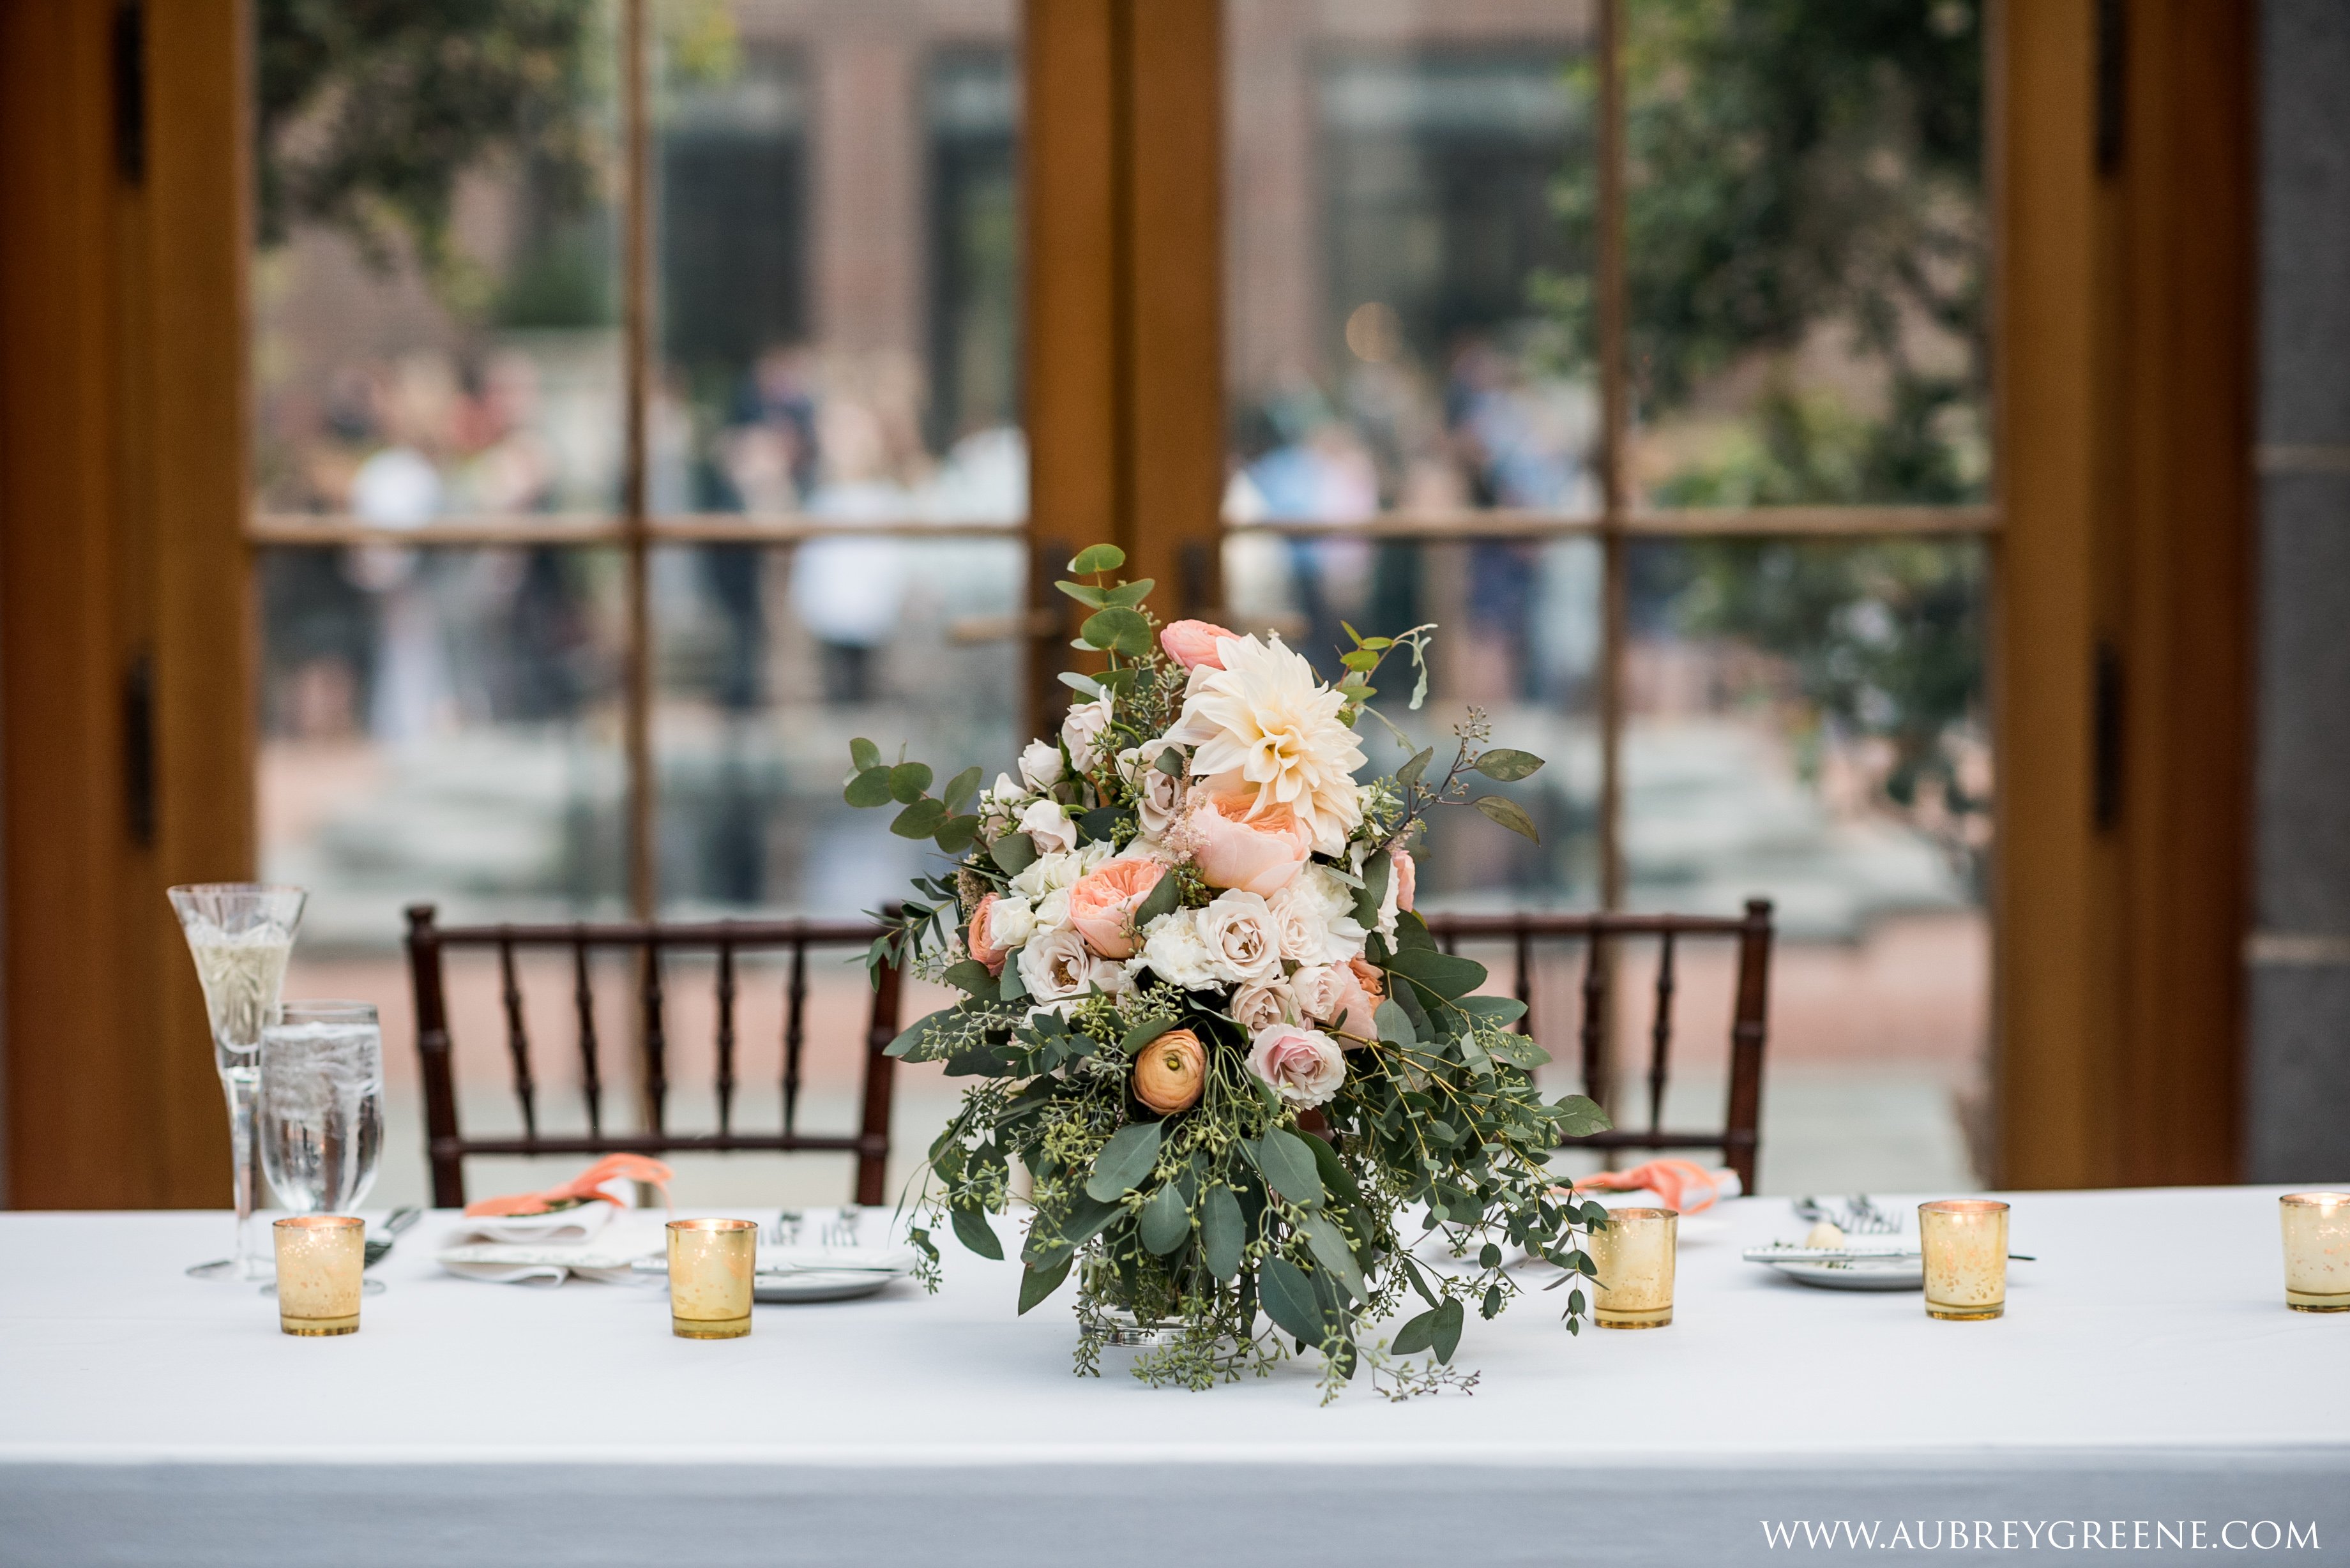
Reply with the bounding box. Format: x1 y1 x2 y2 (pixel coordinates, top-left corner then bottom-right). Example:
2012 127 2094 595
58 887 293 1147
3 1187 2345 1567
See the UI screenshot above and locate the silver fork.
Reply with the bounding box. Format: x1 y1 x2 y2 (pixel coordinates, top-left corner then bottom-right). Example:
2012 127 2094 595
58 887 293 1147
824 1205 861 1249
769 1209 804 1247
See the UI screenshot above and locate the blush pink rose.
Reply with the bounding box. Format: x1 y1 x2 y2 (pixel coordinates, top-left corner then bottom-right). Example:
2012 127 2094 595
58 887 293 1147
1065 857 1169 959
1295 963 1379 1044
1392 848 1417 912
1160 619 1238 670
1187 792 1310 896
967 893 1009 976
1246 1023 1347 1108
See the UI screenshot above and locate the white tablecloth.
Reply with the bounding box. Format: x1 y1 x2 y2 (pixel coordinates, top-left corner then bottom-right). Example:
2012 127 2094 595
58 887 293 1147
3 1187 2344 1566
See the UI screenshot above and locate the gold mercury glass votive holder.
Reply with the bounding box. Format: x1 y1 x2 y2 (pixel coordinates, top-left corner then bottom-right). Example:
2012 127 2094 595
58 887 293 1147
273 1215 365 1336
1919 1199 2009 1320
1589 1207 1677 1329
667 1218 757 1339
2280 1193 2350 1313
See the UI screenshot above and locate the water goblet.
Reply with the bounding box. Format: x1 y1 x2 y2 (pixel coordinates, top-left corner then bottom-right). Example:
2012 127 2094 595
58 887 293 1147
168 884 305 1280
260 1000 386 1294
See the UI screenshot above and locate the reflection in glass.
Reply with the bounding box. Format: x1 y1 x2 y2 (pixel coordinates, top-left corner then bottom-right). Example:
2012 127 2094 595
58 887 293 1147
257 547 628 942
651 540 1024 915
1623 538 1989 933
252 1 625 520
1222 536 1601 909
1224 7 1599 522
1622 0 1989 505
655 2 1023 522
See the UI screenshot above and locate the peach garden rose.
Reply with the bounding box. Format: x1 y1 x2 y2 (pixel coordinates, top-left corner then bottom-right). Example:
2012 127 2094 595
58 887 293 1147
1065 857 1168 960
1185 792 1310 896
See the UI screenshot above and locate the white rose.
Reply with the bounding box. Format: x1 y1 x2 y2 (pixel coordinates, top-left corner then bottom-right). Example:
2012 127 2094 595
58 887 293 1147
1018 797 1078 854
1268 878 1366 965
1135 910 1222 991
986 895 1036 951
1034 885 1072 931
1019 739 1065 790
1195 890 1282 984
1121 741 1190 841
1019 924 1099 1002
1229 980 1294 1032
977 773 1030 841
1060 697 1115 773
1290 963 1353 1030
1247 1024 1347 1108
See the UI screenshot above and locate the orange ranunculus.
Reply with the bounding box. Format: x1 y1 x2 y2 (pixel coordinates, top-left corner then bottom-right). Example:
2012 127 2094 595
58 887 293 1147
1392 848 1417 912
967 893 1009 975
1187 791 1310 896
1066 857 1169 960
1133 1029 1206 1113
1160 619 1238 670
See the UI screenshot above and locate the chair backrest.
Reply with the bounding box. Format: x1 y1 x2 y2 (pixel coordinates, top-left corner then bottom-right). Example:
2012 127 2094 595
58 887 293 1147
404 905 902 1209
1419 900 1775 1194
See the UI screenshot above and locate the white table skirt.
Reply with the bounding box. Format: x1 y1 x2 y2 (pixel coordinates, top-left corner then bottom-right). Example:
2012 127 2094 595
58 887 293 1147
3 1187 2345 1566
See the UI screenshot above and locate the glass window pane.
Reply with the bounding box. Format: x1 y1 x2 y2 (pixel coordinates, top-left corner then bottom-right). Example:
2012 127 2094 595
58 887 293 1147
653 1 1024 521
253 4 626 522
651 539 1026 914
1224 5 1600 522
1625 1 1990 506
1625 537 1992 1189
1224 536 1602 908
257 545 630 940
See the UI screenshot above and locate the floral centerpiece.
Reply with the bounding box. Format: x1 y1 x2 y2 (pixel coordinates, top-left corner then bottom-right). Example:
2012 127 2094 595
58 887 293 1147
849 544 1611 1398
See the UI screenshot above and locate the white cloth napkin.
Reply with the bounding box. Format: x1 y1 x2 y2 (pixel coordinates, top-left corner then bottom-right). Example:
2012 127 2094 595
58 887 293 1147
442 1203 619 1247
435 1242 657 1287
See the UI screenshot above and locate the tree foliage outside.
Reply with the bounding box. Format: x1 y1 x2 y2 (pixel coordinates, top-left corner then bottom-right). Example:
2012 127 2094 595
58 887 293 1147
1547 0 1992 877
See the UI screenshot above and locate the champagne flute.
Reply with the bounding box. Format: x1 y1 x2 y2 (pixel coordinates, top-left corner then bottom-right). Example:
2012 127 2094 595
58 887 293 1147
261 1000 386 1293
169 884 305 1280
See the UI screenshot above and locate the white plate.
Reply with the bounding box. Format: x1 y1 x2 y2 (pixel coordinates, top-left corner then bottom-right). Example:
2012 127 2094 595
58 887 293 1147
753 1270 897 1304
1748 1249 1923 1292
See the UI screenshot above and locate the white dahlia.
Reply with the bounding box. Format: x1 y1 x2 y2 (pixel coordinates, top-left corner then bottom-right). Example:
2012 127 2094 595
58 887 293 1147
1164 633 1365 854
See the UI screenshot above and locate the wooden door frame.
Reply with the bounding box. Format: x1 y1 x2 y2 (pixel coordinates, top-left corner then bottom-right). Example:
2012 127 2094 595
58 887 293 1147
1992 0 2253 1187
1 0 254 1208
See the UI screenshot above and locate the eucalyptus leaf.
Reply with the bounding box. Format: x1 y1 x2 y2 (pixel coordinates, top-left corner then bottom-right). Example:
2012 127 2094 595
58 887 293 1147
1391 1306 1441 1356
1473 748 1545 782
1058 670 1104 698
989 833 1038 876
1393 910 1436 952
849 737 883 774
950 1205 1004 1261
1017 1255 1072 1314
1252 1128 1323 1208
932 814 982 854
1068 543 1126 574
1139 1183 1191 1255
1373 997 1418 1047
1083 1120 1164 1202
1053 580 1107 608
1430 1296 1465 1362
942 765 983 815
1487 1032 1552 1070
1301 1212 1367 1302
844 766 895 808
1130 865 1181 929
1395 746 1436 788
888 762 934 804
1102 578 1155 607
1154 748 1185 776
1455 994 1529 1027
941 959 995 995
998 960 1028 1003
1473 794 1541 843
1080 606 1155 658
1552 1093 1612 1137
1258 1256 1324 1346
1201 1186 1245 1281
883 1013 941 1060
1387 946 1488 1001
1352 851 1390 929
890 797 948 839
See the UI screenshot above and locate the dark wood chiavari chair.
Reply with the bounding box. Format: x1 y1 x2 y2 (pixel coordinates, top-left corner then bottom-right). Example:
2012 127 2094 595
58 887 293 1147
1419 900 1775 1194
404 905 902 1209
